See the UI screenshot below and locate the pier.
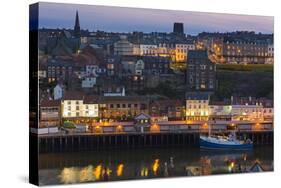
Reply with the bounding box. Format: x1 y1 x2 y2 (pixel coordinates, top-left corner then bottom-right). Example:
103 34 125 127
36 120 273 153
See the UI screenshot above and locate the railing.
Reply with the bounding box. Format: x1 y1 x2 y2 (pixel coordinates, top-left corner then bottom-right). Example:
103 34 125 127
38 123 273 138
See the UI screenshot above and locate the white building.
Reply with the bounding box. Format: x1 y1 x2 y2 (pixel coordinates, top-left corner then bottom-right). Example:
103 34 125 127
62 99 99 118
38 70 47 79
265 44 274 64
53 84 64 100
132 44 141 55
209 105 232 121
82 76 96 88
175 43 195 62
186 93 210 121
157 43 176 61
231 104 263 121
186 94 272 122
75 65 99 88
114 35 134 56
140 44 158 56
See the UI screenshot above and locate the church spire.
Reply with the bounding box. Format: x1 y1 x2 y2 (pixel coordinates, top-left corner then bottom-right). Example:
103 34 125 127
74 10 81 38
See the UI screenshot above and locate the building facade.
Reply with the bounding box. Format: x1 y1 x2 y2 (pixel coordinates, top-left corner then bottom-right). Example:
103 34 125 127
114 35 134 56
222 38 270 64
150 100 185 121
186 50 216 92
40 100 61 127
175 42 195 62
61 96 99 119
186 93 210 121
231 104 264 121
98 96 149 120
47 59 74 83
140 44 158 56
265 44 274 64
53 84 64 100
81 76 96 88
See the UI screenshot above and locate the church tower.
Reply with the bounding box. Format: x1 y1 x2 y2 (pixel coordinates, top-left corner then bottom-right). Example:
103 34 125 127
74 10 81 38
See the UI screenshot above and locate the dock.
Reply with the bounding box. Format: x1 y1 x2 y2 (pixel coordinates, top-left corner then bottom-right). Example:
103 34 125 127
35 120 273 153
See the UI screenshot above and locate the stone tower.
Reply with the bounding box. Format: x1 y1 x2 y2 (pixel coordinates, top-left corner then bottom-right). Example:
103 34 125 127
173 22 184 35
74 10 81 38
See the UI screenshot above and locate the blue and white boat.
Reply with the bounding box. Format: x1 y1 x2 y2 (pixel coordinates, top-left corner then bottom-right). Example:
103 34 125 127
200 135 253 150
200 124 253 150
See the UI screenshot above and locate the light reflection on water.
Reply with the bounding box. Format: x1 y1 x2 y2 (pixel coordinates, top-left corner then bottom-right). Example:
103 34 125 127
38 146 273 185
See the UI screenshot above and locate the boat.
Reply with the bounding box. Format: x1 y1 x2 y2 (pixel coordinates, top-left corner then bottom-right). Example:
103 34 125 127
199 124 253 150
200 135 253 150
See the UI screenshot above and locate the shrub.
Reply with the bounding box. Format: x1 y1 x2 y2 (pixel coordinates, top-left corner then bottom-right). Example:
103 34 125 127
63 121 76 129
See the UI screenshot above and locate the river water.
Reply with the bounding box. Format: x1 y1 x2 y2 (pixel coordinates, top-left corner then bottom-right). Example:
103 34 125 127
38 146 273 185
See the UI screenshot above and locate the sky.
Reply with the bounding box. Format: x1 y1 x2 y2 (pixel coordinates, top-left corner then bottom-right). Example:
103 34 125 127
38 2 274 35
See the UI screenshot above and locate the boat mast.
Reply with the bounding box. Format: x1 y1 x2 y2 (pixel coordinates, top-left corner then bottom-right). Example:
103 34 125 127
208 123 211 137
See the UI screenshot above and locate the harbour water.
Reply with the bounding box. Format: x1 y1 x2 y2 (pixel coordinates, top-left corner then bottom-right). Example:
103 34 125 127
38 146 273 185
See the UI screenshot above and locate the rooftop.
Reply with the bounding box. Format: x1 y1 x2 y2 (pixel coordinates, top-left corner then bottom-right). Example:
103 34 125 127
188 50 208 59
99 96 149 102
63 91 85 100
186 92 210 100
40 99 61 107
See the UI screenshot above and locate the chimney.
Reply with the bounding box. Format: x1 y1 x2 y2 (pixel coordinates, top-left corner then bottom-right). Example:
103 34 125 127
122 87 125 96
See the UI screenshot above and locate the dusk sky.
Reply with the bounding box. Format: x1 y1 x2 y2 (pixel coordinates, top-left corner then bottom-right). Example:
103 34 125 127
38 2 274 35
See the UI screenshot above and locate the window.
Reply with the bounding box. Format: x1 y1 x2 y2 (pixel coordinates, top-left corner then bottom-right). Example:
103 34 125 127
117 104 120 108
122 104 126 108
134 104 138 108
128 104 131 108
200 65 206 70
107 64 114 69
110 104 114 108
200 84 206 89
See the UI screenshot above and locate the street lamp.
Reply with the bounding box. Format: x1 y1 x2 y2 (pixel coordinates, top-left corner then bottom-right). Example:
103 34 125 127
116 125 123 132
150 123 160 132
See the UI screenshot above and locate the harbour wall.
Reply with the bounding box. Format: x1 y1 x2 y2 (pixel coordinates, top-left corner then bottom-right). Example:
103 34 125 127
36 131 273 153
